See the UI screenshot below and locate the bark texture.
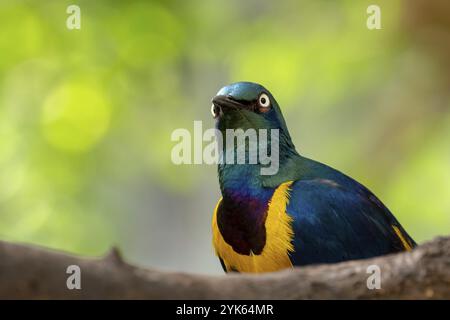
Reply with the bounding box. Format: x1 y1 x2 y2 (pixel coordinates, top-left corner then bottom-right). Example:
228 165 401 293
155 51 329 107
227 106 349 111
0 237 449 299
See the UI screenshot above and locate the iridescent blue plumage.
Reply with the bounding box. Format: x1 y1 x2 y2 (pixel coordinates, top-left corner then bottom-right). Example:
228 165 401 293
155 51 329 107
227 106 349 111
285 159 415 265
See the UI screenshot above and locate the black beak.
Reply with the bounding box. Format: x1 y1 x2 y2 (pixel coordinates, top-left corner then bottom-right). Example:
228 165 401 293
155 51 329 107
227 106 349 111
212 95 245 111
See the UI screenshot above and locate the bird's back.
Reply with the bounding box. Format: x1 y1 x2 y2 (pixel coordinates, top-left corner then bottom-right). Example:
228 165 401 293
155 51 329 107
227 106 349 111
285 157 415 266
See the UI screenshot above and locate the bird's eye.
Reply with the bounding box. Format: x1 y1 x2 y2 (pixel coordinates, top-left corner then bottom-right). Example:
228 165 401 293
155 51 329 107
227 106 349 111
211 104 220 118
258 93 271 108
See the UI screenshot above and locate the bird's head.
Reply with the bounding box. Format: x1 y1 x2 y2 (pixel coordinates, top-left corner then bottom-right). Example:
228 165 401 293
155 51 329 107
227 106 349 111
211 82 299 185
211 82 289 134
211 82 296 152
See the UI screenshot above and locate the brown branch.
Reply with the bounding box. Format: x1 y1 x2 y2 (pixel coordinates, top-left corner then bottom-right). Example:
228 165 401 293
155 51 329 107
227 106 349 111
1 237 449 299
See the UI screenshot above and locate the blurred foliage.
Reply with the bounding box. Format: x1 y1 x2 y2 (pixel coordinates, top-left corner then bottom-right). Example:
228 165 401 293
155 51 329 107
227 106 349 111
0 0 448 273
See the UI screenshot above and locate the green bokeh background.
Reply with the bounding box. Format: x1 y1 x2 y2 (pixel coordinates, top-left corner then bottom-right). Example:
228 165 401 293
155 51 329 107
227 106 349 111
0 0 449 274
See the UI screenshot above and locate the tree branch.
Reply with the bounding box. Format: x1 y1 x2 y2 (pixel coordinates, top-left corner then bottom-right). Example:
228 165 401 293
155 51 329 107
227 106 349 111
1 237 449 299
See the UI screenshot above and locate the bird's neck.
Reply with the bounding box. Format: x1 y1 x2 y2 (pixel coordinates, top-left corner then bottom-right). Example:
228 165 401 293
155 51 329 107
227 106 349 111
218 149 306 193
219 163 268 199
219 163 278 224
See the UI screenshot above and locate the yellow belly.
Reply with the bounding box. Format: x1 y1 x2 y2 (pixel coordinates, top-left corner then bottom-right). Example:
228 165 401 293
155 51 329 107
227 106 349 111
212 181 295 273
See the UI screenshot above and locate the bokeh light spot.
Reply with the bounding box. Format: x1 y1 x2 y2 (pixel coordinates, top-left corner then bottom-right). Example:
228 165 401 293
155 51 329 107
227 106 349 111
41 82 111 153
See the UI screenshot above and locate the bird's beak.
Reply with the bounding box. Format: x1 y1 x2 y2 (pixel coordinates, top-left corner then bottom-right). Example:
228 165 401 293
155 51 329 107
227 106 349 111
212 95 244 112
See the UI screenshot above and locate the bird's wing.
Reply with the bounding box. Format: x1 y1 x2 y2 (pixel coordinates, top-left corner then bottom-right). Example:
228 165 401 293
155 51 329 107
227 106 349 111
286 178 415 266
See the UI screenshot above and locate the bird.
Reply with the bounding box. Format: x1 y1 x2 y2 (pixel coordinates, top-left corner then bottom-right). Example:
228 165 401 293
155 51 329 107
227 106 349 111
210 81 416 273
